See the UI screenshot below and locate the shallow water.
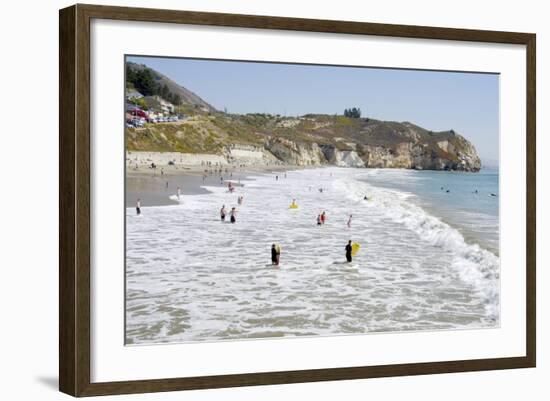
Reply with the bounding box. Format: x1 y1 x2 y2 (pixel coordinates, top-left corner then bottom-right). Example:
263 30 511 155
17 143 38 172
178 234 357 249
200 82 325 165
125 167 500 345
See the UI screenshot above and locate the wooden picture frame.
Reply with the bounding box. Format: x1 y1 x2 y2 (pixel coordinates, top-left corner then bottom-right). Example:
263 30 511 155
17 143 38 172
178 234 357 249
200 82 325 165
59 3 536 397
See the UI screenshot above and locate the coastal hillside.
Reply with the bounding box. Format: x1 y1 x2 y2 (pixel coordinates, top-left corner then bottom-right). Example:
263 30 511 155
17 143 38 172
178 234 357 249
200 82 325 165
126 62 217 112
125 67 481 172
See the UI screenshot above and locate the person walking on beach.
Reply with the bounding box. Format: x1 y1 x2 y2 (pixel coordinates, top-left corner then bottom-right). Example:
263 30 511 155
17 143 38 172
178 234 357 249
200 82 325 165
321 211 326 224
345 240 353 263
136 198 141 216
347 214 352 228
230 207 237 223
220 205 226 222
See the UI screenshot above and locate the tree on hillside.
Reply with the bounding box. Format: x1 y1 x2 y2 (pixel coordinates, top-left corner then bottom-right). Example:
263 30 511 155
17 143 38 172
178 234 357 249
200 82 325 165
134 67 159 96
126 64 184 107
130 97 148 110
344 107 362 118
168 93 181 106
126 64 136 83
160 84 170 99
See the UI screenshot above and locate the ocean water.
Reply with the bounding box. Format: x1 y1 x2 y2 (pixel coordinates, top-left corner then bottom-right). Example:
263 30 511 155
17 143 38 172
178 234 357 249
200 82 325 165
125 167 500 345
360 168 499 255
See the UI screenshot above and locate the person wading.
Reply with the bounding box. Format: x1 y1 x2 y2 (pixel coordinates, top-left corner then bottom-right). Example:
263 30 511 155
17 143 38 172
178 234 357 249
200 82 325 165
345 240 353 263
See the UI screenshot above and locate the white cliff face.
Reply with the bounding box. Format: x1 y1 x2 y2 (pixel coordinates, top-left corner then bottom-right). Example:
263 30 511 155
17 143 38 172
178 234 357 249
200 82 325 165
226 144 279 164
320 145 365 167
264 138 326 166
334 151 365 167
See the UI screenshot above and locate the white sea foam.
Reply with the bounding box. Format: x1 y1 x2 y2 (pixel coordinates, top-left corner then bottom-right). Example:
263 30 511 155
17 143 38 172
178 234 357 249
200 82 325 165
125 167 499 344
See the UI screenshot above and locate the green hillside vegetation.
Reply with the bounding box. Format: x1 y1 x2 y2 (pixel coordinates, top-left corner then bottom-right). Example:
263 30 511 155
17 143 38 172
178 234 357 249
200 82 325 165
126 112 470 164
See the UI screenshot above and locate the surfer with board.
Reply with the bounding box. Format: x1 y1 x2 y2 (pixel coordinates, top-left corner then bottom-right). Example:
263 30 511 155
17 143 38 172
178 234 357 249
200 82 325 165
345 240 353 263
271 244 281 266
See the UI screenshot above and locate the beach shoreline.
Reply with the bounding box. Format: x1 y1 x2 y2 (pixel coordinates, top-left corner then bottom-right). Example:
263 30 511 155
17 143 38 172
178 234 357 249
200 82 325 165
126 154 311 207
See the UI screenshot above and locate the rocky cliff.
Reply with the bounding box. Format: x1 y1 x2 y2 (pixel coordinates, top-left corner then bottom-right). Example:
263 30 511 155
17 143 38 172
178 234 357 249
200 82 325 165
126 113 481 172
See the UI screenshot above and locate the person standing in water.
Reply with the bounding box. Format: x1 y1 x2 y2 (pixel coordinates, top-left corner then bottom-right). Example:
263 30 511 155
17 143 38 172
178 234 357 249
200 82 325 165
220 205 226 222
276 244 281 265
316 214 322 226
177 186 181 200
321 211 326 224
230 207 237 223
271 244 278 265
238 195 243 205
136 198 141 216
345 240 353 263
347 214 352 228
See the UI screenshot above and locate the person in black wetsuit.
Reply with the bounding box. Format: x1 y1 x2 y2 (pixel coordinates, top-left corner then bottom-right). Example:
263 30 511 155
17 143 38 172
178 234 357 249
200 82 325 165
271 244 278 265
345 240 353 263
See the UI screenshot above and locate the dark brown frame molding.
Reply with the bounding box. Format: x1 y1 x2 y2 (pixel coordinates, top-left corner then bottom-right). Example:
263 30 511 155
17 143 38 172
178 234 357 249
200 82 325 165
59 3 536 397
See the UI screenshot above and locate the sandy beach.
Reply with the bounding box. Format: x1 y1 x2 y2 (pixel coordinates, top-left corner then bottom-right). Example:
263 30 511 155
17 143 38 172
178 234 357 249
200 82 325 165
126 150 308 207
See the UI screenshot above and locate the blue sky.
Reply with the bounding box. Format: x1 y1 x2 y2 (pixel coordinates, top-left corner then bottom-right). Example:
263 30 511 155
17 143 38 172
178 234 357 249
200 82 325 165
128 56 499 163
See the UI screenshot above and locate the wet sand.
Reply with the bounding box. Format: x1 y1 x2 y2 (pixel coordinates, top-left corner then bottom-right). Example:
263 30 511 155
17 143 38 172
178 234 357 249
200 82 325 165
126 165 304 207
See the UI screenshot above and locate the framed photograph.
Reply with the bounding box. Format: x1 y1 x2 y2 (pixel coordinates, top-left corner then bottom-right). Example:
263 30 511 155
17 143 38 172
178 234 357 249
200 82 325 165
59 4 536 397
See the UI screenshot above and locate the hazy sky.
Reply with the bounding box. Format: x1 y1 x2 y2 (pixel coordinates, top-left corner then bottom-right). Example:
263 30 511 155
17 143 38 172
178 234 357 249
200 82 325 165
128 56 499 163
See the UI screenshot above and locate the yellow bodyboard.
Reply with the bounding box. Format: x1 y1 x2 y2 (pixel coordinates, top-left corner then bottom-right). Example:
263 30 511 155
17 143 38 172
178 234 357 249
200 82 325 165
289 204 299 209
351 243 361 256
